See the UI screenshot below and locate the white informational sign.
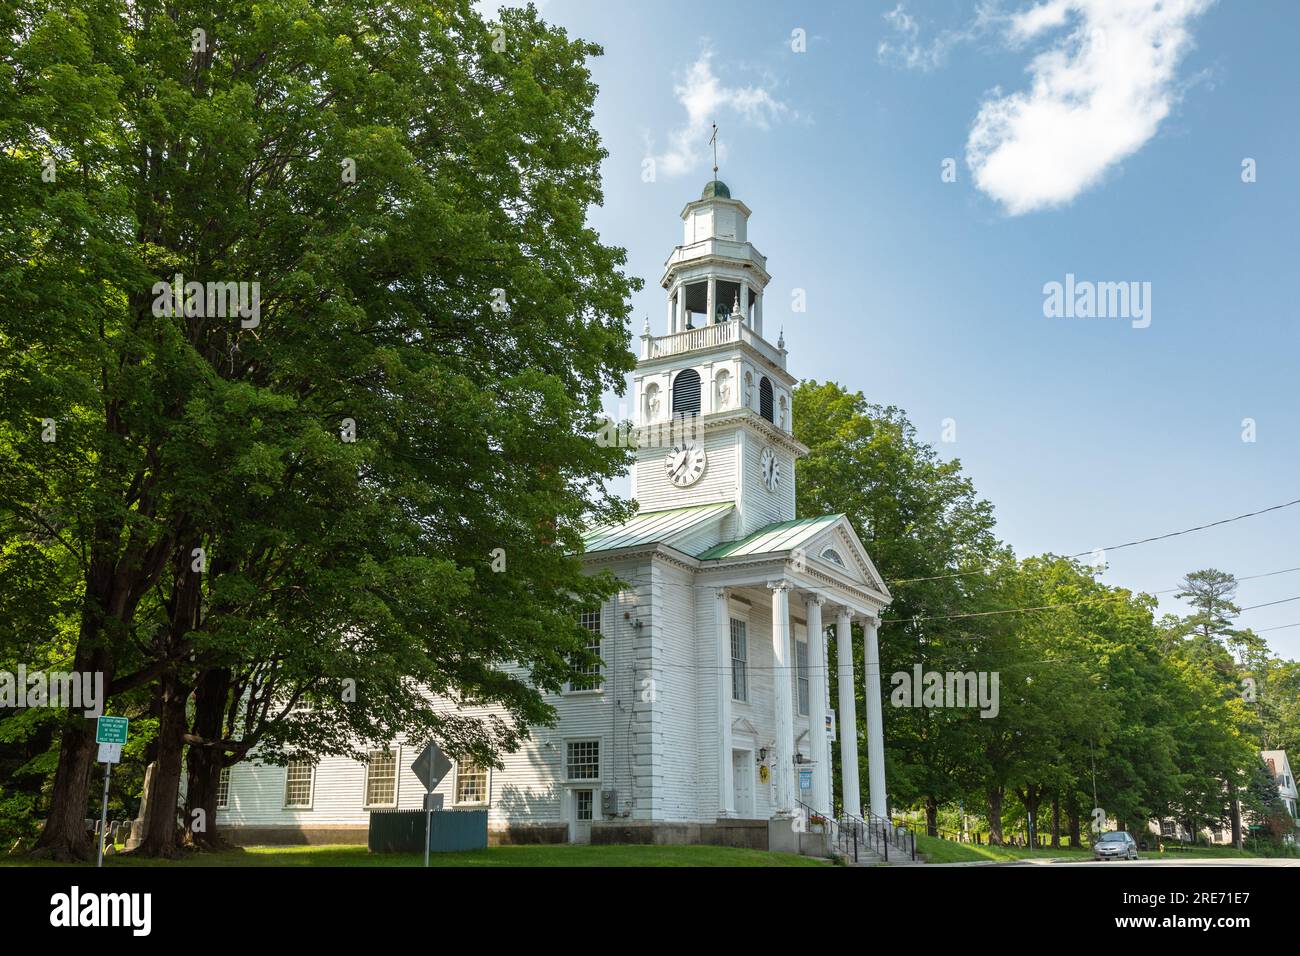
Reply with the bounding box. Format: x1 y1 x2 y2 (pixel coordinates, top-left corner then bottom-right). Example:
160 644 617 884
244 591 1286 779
97 742 122 764
799 768 813 790
825 710 837 742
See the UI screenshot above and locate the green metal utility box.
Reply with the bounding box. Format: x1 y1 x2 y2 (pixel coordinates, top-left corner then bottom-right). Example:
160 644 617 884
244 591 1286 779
368 808 488 853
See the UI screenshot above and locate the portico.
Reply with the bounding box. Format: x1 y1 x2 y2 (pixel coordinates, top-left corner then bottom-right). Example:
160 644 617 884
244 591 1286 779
697 528 892 832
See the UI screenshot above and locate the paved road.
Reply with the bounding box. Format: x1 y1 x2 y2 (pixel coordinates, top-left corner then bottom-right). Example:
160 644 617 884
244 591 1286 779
915 856 1300 867
1014 857 1300 867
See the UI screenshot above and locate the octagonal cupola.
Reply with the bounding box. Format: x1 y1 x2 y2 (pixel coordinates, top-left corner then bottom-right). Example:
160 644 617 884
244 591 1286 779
659 179 771 337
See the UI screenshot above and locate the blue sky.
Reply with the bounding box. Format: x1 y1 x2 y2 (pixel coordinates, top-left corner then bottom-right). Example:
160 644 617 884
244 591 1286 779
497 1 1300 656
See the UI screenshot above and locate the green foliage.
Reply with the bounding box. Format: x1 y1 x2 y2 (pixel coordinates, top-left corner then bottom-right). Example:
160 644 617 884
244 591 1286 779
0 0 640 843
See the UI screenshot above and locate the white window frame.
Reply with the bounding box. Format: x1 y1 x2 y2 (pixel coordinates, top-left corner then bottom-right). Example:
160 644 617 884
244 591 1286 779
566 606 604 695
217 766 231 810
731 618 748 703
564 738 602 783
363 745 401 809
453 759 491 807
283 758 315 809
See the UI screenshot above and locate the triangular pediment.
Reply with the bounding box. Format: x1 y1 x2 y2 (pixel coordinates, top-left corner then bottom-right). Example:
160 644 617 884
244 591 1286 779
803 517 891 601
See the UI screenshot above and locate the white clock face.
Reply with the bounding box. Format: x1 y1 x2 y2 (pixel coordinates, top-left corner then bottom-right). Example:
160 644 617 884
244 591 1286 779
760 446 781 492
665 441 707 487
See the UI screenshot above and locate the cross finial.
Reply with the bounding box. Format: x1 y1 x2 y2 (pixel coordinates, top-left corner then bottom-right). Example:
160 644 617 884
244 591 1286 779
709 122 719 178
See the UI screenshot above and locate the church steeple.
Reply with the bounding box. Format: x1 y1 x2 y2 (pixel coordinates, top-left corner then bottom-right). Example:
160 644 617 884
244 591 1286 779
630 180 805 539
657 179 771 337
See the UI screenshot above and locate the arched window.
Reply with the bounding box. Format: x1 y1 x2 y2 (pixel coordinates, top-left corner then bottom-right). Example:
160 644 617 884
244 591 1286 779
821 548 845 567
759 377 773 422
672 368 701 417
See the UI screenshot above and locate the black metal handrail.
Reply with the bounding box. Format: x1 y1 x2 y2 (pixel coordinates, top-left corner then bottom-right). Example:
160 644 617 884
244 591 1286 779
815 802 916 862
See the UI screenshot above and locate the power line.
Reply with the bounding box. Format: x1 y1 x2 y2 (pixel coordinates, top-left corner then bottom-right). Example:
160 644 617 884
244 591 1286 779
885 587 1300 627
887 495 1300 586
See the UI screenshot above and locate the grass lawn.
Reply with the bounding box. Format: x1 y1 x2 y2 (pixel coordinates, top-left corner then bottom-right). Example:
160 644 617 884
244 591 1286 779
2 843 829 868
912 833 1262 864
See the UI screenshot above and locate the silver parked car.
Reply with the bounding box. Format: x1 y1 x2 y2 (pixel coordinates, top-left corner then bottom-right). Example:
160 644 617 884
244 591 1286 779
1093 830 1139 861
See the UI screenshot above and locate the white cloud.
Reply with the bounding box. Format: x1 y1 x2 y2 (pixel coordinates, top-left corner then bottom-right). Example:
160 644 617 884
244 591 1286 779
647 48 788 178
966 0 1214 215
877 2 1001 71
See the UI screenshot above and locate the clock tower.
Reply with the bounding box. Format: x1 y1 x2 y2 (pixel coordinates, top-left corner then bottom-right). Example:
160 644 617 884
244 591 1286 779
632 179 807 543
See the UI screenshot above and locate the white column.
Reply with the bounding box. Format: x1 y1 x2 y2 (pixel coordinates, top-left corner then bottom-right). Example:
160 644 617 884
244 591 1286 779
740 283 750 325
754 292 763 337
805 595 830 817
769 581 795 816
707 276 717 325
678 287 687 331
666 292 675 334
835 608 860 818
716 588 734 816
863 614 888 820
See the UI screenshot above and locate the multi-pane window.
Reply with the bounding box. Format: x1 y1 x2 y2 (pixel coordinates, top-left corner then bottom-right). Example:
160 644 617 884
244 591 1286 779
1160 819 1175 838
796 640 810 716
217 766 231 810
575 789 594 822
284 759 313 808
455 760 488 805
364 748 398 807
569 608 602 692
566 740 600 781
730 619 748 702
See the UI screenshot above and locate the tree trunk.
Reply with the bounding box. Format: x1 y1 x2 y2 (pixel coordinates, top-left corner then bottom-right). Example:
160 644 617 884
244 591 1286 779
184 668 232 849
31 712 98 860
130 671 189 857
31 638 114 861
1230 792 1242 848
986 787 1004 845
925 795 938 837
1051 793 1061 848
1067 793 1081 848
1019 786 1041 847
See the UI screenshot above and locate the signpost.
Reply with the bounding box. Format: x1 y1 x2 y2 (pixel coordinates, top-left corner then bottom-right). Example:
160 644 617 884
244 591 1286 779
94 716 127 867
411 743 452 867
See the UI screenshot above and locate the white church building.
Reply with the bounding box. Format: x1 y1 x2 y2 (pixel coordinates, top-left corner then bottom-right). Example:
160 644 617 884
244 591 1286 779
217 180 893 850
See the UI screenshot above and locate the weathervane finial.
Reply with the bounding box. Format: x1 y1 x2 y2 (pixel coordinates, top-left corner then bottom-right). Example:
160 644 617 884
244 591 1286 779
709 121 719 179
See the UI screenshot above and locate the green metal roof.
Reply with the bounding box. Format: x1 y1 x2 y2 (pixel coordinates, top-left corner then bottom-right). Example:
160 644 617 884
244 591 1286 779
701 179 731 199
582 502 733 553
697 514 845 560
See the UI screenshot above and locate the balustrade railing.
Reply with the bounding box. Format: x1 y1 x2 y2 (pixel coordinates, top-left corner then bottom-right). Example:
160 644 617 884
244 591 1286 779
645 317 784 369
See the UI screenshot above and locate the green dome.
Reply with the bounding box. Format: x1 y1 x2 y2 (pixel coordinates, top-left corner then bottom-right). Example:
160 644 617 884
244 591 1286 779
701 179 731 200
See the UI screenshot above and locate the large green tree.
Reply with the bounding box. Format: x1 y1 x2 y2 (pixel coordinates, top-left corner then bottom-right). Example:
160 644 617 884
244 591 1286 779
793 380 1006 822
1 0 637 858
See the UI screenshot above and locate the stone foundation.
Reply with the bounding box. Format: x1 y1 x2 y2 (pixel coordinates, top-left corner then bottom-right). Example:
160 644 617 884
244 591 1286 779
592 818 769 851
221 822 568 847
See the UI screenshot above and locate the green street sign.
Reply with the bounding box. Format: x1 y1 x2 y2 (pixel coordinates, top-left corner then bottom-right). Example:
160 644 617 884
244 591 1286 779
95 716 128 745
